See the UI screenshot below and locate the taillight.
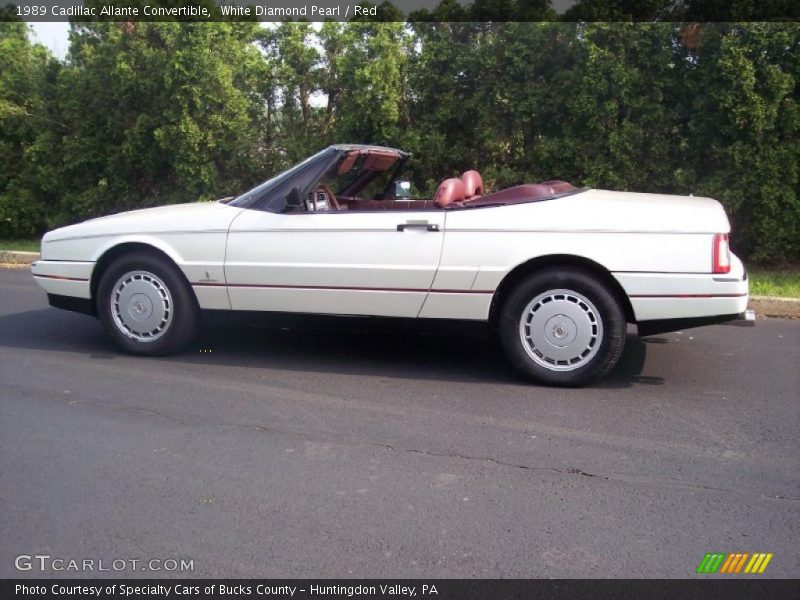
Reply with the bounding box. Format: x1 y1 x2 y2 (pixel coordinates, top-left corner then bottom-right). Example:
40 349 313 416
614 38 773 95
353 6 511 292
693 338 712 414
712 233 731 274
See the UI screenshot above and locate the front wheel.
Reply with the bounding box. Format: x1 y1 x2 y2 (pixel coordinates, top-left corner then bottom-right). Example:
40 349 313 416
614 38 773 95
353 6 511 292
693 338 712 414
97 252 200 356
499 268 626 386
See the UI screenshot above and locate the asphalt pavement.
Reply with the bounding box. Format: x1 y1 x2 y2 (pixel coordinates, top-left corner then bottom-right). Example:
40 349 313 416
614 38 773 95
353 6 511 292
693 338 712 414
0 267 797 578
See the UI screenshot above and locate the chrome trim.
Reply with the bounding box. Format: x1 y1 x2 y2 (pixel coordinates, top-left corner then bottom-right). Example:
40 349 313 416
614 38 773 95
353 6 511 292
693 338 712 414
445 229 718 235
44 230 228 243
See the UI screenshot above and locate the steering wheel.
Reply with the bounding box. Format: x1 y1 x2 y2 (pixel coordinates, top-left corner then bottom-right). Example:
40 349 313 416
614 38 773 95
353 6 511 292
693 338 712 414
320 185 340 210
307 185 340 212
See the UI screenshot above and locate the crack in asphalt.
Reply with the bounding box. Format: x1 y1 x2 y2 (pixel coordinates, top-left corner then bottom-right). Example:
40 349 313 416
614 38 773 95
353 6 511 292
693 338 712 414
378 443 800 502
8 381 800 504
243 415 800 503
382 444 607 479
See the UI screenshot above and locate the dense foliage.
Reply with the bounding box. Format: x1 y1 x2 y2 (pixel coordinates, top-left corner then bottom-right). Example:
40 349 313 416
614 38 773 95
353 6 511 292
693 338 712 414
0 16 798 262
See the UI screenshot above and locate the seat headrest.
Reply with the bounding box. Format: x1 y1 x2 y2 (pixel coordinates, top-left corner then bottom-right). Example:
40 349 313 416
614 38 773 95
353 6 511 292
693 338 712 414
461 170 483 199
434 178 466 208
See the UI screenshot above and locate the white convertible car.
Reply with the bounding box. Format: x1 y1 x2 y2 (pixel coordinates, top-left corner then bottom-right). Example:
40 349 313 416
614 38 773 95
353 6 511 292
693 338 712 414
32 144 753 386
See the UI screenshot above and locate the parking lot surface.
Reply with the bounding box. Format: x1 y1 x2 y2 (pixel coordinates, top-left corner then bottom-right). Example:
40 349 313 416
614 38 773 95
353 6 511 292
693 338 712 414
1 268 797 577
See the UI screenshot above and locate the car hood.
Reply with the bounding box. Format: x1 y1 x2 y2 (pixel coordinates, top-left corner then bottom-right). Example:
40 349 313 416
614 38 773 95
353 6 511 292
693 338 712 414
43 201 244 243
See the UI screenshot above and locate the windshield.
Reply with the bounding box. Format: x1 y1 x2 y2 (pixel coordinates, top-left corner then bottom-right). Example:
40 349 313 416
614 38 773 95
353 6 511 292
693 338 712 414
229 147 338 212
228 145 409 212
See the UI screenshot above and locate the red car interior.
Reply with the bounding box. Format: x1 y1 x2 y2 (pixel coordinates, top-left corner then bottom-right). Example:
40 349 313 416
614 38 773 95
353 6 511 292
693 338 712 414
333 149 576 211
434 178 467 208
461 170 484 199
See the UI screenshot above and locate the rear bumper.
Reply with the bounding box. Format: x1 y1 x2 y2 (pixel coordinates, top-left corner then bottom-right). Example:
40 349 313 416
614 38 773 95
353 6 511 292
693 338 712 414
629 293 749 322
613 253 754 336
614 253 749 322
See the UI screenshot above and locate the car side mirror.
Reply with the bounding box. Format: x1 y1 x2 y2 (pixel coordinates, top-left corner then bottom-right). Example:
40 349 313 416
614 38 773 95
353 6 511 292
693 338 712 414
285 187 303 209
392 180 412 199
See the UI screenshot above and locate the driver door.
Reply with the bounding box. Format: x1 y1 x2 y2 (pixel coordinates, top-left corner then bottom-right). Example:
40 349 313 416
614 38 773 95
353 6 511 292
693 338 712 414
224 207 446 318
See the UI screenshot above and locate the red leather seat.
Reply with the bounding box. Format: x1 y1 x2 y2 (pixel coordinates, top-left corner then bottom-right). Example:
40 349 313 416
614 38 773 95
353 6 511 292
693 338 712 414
434 178 466 208
461 170 483 199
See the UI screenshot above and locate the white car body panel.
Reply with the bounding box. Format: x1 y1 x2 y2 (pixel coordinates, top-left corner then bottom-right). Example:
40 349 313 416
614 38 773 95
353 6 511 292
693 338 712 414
31 187 749 328
421 189 744 320
224 209 446 317
36 202 242 309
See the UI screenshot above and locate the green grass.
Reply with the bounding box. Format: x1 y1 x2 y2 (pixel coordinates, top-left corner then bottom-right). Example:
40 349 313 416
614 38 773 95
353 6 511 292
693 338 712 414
0 238 40 253
749 267 800 299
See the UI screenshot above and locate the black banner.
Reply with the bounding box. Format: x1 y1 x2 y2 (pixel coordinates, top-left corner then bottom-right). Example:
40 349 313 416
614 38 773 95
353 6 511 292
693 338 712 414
2 0 799 23
3 580 799 600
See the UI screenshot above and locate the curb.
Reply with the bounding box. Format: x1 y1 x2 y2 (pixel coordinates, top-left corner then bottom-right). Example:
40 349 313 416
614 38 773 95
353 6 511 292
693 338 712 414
750 295 800 303
0 250 39 264
749 296 800 319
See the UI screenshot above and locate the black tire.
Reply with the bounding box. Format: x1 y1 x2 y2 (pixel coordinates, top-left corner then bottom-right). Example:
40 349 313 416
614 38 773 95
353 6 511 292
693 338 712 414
97 251 200 356
499 267 626 387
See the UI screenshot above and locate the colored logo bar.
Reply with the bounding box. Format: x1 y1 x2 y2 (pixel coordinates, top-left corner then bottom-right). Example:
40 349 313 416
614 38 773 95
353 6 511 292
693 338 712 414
696 553 773 574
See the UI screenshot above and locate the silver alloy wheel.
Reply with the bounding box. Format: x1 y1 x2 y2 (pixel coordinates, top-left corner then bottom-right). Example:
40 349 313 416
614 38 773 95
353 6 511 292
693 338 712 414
518 288 604 371
110 270 173 342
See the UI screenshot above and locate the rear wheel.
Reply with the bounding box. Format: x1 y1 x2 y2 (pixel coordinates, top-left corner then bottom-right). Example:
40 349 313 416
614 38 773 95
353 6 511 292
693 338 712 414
97 252 200 355
499 268 626 386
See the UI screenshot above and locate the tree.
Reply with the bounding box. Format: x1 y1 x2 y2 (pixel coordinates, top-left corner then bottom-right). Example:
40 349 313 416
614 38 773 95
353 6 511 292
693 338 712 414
0 17 797 262
676 23 800 261
331 21 410 146
404 21 488 191
54 21 269 223
544 23 679 191
0 22 58 237
262 22 326 163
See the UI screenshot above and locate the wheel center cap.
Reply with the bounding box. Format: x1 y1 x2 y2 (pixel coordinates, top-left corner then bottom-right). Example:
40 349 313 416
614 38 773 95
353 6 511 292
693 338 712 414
543 314 578 347
127 293 154 321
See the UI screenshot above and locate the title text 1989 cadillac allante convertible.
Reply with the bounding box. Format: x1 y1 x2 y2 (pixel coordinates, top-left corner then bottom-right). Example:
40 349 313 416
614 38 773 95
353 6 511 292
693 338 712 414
32 144 754 386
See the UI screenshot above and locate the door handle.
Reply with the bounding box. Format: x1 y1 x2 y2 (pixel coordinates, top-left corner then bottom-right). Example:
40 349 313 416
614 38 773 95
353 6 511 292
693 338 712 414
397 221 439 232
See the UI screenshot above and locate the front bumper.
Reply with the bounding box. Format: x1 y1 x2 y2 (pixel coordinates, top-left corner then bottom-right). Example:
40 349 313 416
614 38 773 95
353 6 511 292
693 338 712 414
30 260 94 299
